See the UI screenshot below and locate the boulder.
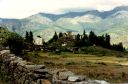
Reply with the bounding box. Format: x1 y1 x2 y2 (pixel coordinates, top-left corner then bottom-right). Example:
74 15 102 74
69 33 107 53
25 65 45 71
68 75 86 82
0 50 10 54
17 60 27 66
58 71 74 80
41 79 51 84
94 80 109 84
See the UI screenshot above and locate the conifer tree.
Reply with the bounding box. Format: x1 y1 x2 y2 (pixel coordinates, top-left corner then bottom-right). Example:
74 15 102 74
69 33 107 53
83 30 88 39
53 31 58 41
29 31 33 44
117 42 124 51
59 32 63 38
89 31 97 45
105 34 110 48
81 30 89 46
25 31 29 42
74 34 81 47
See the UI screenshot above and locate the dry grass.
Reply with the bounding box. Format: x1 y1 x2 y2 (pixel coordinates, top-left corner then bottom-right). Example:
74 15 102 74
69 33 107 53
26 52 128 83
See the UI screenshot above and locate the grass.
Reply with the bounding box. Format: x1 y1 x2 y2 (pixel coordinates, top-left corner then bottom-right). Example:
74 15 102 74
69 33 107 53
24 51 128 83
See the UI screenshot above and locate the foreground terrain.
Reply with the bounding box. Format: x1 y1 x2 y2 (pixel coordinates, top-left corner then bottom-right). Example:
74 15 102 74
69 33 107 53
26 51 128 83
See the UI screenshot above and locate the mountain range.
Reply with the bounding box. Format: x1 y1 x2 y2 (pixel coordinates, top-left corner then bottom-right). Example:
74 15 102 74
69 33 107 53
0 6 128 47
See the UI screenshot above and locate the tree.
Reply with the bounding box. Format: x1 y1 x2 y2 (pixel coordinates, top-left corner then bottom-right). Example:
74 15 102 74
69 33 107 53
83 30 88 39
7 33 24 55
96 35 105 47
25 31 29 42
111 42 125 52
48 31 58 44
105 34 110 48
74 34 81 47
59 32 63 38
89 31 97 45
25 31 34 44
117 42 125 51
81 30 89 46
53 31 58 41
29 31 34 44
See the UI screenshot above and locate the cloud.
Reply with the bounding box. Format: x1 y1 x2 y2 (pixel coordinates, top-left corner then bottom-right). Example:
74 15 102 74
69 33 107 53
0 0 128 18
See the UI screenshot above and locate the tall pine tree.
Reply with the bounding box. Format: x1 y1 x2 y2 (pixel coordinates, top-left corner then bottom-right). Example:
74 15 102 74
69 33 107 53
59 32 63 38
53 31 58 41
29 31 33 44
89 31 97 45
25 31 34 44
25 31 29 42
105 34 110 48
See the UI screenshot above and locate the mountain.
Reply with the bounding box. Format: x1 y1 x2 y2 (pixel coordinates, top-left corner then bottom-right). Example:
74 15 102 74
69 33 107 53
0 6 128 47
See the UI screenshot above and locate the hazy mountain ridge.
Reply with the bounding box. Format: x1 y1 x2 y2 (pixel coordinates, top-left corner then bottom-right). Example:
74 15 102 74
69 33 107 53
0 6 128 47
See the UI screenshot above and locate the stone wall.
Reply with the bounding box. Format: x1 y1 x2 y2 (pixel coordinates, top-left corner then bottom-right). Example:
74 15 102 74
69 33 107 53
0 50 110 84
0 50 52 84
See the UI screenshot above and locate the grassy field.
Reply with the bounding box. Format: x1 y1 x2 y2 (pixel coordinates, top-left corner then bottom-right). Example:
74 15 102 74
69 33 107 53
25 51 128 83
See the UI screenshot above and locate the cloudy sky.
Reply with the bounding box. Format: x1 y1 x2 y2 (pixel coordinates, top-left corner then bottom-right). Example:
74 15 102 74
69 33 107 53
0 0 128 19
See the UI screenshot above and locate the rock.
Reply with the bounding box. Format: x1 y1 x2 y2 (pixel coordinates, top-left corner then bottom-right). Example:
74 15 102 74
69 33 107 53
94 80 110 84
78 75 86 81
58 71 74 80
10 57 23 64
74 81 88 84
37 79 41 84
0 50 10 54
10 56 16 61
34 69 48 74
17 60 27 66
31 81 37 84
50 69 67 74
41 79 51 84
31 73 40 80
25 65 45 71
24 80 30 84
68 75 86 82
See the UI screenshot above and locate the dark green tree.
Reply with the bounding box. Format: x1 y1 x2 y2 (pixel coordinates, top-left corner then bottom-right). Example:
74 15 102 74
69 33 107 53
74 34 81 47
111 42 125 52
7 33 24 55
89 31 97 45
29 31 34 44
25 31 34 44
25 31 29 42
105 34 110 48
48 31 58 44
96 35 105 47
81 30 89 46
59 32 63 38
53 31 58 41
117 42 125 51
83 30 88 39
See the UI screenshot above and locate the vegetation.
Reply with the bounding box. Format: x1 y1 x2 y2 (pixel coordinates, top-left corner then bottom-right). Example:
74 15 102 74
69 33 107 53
6 33 24 55
46 30 125 53
24 51 128 83
25 31 34 44
0 27 128 83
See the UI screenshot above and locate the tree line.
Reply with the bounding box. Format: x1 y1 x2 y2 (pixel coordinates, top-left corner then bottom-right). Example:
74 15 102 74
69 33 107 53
1 27 125 56
47 30 125 52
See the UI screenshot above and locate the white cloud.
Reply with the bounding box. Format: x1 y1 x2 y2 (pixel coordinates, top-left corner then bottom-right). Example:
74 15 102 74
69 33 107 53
0 0 128 18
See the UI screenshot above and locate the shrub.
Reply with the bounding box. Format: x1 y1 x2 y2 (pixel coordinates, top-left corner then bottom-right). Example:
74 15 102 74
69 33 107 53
7 33 24 56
